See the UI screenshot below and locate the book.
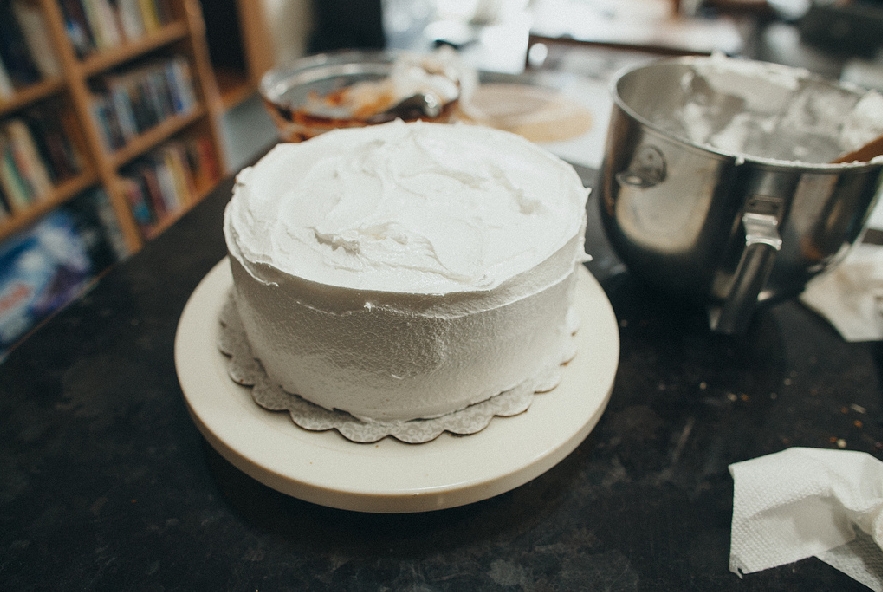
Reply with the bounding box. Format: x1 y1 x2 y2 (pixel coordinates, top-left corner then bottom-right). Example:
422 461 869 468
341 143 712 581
183 135 218 192
0 0 42 87
90 93 115 151
138 0 161 33
23 106 84 182
153 0 172 26
96 0 122 48
59 0 96 58
81 0 120 50
141 66 169 123
91 56 196 150
168 56 196 113
195 135 219 186
80 0 105 49
0 58 13 99
5 119 53 200
132 161 163 217
0 132 31 210
86 188 129 260
115 0 145 42
11 0 61 79
0 208 94 352
106 79 138 141
119 175 154 235
151 152 179 212
0 187 9 220
162 143 193 206
57 110 86 174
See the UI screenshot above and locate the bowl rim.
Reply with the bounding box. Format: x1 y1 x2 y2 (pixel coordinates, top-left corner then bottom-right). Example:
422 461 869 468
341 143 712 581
259 50 399 102
607 55 883 172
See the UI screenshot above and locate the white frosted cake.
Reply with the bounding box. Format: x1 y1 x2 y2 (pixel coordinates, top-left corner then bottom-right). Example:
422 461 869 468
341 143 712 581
224 120 589 422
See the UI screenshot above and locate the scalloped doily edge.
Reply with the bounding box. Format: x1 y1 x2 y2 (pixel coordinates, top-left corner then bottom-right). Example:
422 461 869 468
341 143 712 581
217 290 577 444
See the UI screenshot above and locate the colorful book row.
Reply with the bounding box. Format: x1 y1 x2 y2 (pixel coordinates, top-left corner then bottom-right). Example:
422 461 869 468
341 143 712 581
0 187 128 356
0 107 84 218
0 0 62 98
60 0 174 59
90 55 197 152
120 135 218 237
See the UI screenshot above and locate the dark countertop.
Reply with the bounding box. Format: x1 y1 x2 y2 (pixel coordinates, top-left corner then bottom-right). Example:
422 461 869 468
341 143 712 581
1 164 881 591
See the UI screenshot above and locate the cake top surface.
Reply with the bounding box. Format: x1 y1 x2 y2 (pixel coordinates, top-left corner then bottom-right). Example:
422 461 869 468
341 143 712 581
225 120 587 294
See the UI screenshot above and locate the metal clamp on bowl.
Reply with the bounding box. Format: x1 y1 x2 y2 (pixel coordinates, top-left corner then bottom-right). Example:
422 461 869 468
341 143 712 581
710 195 784 334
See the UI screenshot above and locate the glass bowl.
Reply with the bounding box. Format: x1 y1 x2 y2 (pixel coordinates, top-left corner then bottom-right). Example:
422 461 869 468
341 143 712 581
260 50 468 142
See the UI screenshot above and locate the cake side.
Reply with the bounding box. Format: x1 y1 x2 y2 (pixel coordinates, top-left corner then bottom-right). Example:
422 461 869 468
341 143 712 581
228 238 584 422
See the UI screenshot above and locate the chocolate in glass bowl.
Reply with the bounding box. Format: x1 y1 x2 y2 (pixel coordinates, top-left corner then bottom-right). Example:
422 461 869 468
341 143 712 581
260 50 470 142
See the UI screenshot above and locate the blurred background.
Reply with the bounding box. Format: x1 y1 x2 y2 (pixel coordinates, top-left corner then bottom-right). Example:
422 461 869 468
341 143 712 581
0 0 882 356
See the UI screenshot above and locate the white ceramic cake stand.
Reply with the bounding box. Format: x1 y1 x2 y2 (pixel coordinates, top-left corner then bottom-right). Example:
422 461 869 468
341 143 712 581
175 259 619 513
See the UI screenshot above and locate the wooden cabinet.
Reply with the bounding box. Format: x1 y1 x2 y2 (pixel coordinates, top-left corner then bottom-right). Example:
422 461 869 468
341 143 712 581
0 0 226 255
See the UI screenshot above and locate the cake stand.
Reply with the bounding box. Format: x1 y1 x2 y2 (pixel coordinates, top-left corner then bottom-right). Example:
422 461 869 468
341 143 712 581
175 259 619 513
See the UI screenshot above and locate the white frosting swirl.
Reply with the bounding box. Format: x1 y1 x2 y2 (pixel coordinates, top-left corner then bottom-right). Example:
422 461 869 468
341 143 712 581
226 120 587 294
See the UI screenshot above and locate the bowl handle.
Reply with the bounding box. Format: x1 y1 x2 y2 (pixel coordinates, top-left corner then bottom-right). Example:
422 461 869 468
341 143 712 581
710 206 782 334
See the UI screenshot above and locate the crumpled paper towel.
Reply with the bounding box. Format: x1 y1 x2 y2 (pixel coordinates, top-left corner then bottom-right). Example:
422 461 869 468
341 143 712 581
801 243 883 342
729 447 883 590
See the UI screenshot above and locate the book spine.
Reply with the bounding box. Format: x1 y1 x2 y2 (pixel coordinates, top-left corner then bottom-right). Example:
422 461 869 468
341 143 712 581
0 58 14 99
0 187 9 220
11 0 61 79
90 93 119 152
138 0 161 33
107 79 137 142
24 115 62 183
196 135 219 186
57 110 85 173
119 175 154 235
162 60 184 114
0 134 31 210
0 0 42 87
152 151 179 212
153 0 172 26
5 119 53 200
117 0 145 41
137 162 165 219
89 188 130 259
81 0 121 50
163 143 193 205
59 0 96 58
96 0 122 48
170 57 196 113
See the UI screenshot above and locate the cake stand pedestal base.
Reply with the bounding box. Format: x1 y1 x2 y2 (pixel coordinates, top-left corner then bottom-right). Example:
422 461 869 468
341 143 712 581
175 259 619 513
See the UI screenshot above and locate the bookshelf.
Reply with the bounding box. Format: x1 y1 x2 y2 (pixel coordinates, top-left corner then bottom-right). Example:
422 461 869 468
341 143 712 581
0 0 226 254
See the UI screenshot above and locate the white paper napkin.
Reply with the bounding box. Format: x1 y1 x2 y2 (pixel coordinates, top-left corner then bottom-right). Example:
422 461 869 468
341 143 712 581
801 243 883 342
729 447 883 590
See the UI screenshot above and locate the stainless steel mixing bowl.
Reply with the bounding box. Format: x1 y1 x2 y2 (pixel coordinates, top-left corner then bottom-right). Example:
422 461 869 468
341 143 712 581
598 56 883 333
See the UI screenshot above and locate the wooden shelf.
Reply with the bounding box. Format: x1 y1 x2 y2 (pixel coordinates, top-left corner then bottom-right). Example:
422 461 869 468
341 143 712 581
145 204 190 240
79 22 189 77
142 168 220 240
0 0 226 264
110 107 206 168
0 172 98 240
0 78 66 117
0 0 229 351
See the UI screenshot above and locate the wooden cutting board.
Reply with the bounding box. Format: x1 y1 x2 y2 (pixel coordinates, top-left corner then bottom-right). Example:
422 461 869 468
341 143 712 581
456 83 593 143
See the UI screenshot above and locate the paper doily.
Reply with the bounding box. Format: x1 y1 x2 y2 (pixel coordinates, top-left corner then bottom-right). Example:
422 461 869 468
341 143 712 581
217 291 576 444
